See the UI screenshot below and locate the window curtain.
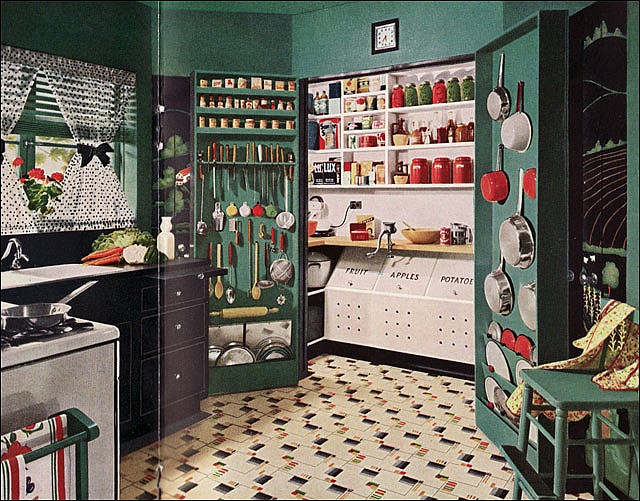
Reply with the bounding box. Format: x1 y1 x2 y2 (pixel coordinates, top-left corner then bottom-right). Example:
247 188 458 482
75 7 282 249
1 45 39 234
42 53 136 231
0 45 136 233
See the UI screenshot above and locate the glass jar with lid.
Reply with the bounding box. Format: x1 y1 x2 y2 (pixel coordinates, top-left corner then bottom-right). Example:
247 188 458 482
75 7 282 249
432 79 446 104
391 84 405 108
404 83 418 107
461 75 475 101
446 77 461 102
418 81 432 105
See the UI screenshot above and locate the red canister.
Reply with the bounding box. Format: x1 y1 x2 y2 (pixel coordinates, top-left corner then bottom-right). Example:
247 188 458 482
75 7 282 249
431 157 452 184
410 158 429 184
432 79 447 104
391 85 405 108
439 227 451 245
453 156 473 183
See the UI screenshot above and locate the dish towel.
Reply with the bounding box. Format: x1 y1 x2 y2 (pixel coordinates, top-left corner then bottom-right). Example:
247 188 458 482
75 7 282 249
506 299 638 422
0 414 74 500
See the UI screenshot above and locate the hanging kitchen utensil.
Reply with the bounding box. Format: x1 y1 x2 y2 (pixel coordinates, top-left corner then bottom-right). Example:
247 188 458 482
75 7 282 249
486 52 511 122
515 359 534 385
251 241 261 300
484 254 513 315
2 280 97 330
518 281 537 331
214 243 224 299
501 81 532 153
276 165 295 230
258 241 275 289
523 167 536 199
196 159 209 235
212 202 225 231
481 144 509 203
485 339 512 382
252 201 265 217
226 201 239 217
210 306 279 319
239 201 252 217
226 242 236 304
499 168 535 269
500 328 516 351
270 232 294 285
487 320 502 341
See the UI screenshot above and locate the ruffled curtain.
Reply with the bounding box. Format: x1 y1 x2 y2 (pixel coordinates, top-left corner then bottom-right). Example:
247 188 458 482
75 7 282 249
0 45 137 233
1 45 39 234
43 54 136 231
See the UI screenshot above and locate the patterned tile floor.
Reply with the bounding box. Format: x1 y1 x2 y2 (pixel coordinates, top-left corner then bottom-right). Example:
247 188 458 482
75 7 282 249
119 354 593 500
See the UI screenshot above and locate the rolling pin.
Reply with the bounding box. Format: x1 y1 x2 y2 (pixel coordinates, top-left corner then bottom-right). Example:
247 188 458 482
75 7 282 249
210 306 279 319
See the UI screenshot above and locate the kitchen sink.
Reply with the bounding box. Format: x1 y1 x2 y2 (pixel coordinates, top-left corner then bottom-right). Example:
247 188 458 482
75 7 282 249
1 263 124 290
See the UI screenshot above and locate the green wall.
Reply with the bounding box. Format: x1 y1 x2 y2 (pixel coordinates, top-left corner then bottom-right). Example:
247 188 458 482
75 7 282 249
0 0 154 230
149 6 292 76
291 1 503 77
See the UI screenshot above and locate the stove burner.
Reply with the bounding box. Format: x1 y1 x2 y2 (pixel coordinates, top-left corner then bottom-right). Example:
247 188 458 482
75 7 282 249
1 318 94 348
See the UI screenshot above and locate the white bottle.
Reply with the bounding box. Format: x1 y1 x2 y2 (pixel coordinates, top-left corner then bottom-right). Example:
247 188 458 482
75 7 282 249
157 216 175 260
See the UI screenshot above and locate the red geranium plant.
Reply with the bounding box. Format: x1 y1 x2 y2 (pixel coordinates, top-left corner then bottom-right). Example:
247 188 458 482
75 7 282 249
15 157 65 215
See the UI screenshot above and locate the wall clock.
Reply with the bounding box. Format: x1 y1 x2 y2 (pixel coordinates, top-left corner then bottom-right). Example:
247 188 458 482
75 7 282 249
371 18 399 54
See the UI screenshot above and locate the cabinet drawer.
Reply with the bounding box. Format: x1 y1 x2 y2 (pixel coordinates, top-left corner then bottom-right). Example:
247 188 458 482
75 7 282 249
140 304 207 356
162 343 206 405
141 272 208 311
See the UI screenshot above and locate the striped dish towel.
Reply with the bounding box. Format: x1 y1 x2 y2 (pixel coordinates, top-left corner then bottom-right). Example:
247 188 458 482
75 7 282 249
1 414 74 500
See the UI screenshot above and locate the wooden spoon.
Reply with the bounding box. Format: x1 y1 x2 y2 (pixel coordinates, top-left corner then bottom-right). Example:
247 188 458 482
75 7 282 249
251 241 261 300
214 243 224 299
403 220 416 231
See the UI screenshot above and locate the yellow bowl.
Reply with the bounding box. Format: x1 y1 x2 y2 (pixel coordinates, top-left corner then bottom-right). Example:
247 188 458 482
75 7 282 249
401 228 439 244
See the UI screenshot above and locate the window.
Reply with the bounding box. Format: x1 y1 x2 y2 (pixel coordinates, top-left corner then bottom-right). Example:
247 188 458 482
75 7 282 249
4 71 136 182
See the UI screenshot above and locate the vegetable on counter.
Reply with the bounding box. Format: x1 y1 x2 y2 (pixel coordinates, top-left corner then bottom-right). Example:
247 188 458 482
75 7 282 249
82 227 164 265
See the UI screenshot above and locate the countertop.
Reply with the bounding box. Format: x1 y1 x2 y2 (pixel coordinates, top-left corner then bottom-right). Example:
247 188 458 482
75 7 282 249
1 301 120 369
308 236 473 254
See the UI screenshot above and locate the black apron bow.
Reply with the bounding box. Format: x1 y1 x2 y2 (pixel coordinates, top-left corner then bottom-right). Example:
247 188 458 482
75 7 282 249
77 142 113 167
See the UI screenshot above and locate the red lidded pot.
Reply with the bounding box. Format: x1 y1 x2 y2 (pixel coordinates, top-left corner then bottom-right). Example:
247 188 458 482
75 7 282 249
431 157 452 184
410 158 429 184
453 156 473 183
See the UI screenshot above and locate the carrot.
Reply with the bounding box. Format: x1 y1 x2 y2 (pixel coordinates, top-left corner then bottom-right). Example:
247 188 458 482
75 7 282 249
81 246 124 262
82 254 122 266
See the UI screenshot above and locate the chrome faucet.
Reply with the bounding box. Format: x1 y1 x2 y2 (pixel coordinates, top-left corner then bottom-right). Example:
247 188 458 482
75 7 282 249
366 221 397 258
1 238 30 270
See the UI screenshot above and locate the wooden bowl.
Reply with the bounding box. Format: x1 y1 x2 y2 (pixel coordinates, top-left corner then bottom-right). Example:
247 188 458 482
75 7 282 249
307 220 318 237
401 228 439 244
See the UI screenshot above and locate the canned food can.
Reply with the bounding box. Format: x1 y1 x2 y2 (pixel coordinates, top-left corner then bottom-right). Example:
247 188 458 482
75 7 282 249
208 117 217 128
237 77 247 89
271 120 280 129
240 99 246 108
198 116 205 127
225 78 235 88
245 118 255 129
199 79 208 87
286 120 295 130
259 119 268 129
232 118 240 128
439 227 451 245
288 81 296 91
220 118 229 128
234 98 240 108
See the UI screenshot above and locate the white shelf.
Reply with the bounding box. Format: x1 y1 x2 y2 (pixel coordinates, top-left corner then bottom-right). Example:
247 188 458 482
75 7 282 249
308 183 474 190
387 100 474 114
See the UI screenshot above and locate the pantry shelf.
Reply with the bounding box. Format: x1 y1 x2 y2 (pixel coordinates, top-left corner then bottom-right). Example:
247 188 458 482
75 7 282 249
308 236 473 254
308 183 474 190
196 107 297 118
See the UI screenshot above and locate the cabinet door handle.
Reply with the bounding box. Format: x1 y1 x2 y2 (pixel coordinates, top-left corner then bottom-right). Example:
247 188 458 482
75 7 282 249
175 290 183 297
197 273 205 280
175 373 181 381
174 323 182 331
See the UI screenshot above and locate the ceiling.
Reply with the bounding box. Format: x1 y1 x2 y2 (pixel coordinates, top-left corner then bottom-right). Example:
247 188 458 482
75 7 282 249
139 1 350 15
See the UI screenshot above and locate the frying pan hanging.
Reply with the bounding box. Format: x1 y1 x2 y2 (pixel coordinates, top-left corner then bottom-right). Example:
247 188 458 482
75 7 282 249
486 53 511 122
518 281 537 331
501 81 532 153
484 254 513 316
499 168 535 269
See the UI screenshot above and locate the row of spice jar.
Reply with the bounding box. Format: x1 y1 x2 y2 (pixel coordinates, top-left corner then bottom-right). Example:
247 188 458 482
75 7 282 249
392 156 474 184
199 94 295 111
198 116 295 130
391 76 475 108
198 77 296 91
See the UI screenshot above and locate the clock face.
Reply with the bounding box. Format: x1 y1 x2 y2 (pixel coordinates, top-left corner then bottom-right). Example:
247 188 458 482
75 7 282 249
372 19 399 54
